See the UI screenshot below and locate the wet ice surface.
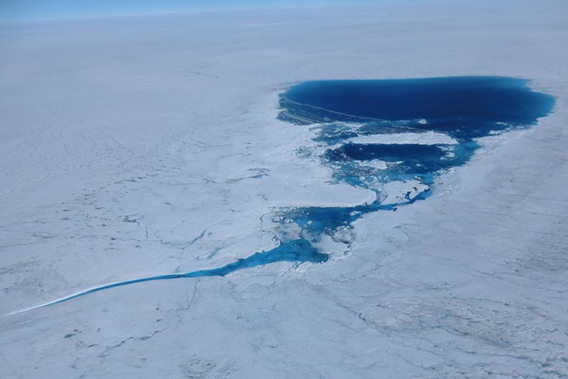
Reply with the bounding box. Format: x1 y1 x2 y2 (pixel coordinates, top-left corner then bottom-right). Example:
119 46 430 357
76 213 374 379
11 77 554 312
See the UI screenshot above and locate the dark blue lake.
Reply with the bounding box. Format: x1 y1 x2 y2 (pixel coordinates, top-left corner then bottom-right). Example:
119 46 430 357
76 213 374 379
280 77 554 139
26 77 554 310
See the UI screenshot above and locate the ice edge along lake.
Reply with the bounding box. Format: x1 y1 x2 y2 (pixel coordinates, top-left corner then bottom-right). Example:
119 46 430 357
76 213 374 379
4 76 555 316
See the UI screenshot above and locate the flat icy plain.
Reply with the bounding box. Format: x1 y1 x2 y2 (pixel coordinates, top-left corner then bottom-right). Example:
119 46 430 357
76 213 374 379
1 1 567 378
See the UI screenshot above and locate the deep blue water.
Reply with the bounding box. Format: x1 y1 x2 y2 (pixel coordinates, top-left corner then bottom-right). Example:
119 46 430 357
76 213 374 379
23 77 554 311
279 77 554 138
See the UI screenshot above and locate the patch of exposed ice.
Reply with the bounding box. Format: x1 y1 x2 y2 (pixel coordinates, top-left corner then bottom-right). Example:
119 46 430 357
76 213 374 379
360 159 388 170
346 131 458 145
380 180 430 205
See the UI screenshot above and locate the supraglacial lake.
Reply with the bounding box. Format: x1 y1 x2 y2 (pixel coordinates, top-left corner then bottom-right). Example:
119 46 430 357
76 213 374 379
19 77 555 311
277 76 554 235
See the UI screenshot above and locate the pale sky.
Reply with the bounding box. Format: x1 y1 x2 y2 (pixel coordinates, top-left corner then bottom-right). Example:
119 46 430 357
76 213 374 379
0 0 372 21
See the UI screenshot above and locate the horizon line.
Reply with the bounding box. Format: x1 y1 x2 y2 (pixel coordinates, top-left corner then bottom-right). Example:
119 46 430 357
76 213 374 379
0 1 380 24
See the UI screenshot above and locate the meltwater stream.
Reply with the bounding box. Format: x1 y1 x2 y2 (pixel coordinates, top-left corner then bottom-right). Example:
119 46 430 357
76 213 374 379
6 239 326 315
7 77 554 315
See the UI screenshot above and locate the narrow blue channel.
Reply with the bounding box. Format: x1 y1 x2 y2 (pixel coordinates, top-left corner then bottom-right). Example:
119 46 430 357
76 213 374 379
41 239 326 308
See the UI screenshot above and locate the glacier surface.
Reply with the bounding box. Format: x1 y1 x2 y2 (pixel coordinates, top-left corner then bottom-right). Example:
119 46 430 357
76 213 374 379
1 1 567 378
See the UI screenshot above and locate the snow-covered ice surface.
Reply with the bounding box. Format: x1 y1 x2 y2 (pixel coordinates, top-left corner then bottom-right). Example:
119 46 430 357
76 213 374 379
1 1 568 378
346 132 459 146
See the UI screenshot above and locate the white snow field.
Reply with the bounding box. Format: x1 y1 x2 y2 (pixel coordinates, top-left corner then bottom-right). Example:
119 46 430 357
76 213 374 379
1 1 567 378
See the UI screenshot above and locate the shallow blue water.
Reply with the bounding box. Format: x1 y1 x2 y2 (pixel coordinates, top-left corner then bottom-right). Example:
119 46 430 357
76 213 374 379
23 77 554 311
